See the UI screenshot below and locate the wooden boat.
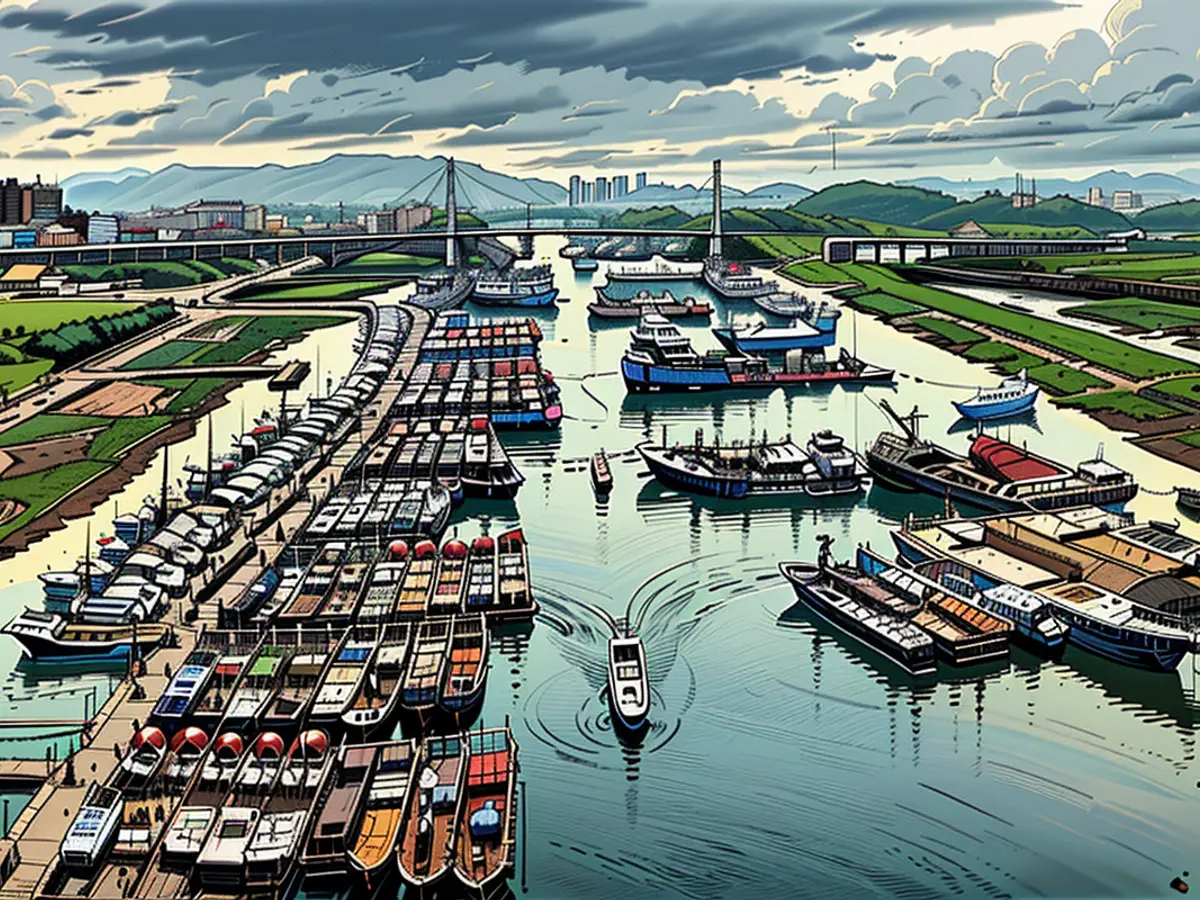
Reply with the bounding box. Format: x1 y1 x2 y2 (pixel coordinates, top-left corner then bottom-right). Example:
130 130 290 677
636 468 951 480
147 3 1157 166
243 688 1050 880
342 622 413 736
463 536 497 612
304 744 377 877
111 725 168 793
394 541 437 618
277 546 341 622
397 735 466 886
454 728 518 889
439 614 489 715
190 631 263 731
223 640 293 729
428 540 469 616
402 617 453 712
607 634 649 732
244 730 335 891
310 628 380 725
590 450 613 495
261 630 340 732
347 740 420 889
588 286 712 319
161 731 246 863
496 529 532 612
319 561 367 623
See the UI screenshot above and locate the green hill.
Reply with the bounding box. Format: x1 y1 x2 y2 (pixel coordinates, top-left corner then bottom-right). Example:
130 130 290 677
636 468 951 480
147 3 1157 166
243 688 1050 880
1133 200 1200 232
791 181 959 227
916 195 1130 234
604 205 692 229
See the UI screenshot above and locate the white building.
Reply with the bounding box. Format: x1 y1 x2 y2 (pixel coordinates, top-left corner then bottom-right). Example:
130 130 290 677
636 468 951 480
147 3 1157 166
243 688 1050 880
86 214 119 244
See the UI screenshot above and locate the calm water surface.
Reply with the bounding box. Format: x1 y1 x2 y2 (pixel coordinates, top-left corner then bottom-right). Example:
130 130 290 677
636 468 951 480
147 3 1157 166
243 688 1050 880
3 244 1198 899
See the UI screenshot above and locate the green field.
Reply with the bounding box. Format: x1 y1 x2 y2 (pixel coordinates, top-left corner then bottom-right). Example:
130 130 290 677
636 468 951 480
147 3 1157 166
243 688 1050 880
909 316 986 345
745 235 826 258
0 300 141 335
232 280 396 302
940 252 1186 274
0 358 54 394
780 260 851 285
120 340 210 371
849 291 926 318
1056 390 1182 421
845 219 948 237
1026 364 1110 396
1060 298 1200 332
1145 375 1200 406
977 224 1098 239
193 315 346 365
0 413 111 447
0 461 111 542
87 415 172 461
1177 431 1200 449
839 264 1195 379
336 252 441 272
1071 255 1200 281
962 341 1043 370
60 258 261 289
159 376 231 412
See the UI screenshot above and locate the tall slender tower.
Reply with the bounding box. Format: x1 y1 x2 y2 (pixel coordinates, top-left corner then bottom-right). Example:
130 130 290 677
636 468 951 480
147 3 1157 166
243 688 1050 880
445 157 458 269
711 159 723 259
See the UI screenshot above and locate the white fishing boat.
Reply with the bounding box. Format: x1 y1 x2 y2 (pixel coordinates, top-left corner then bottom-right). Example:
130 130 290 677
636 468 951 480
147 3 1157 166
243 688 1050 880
606 633 649 732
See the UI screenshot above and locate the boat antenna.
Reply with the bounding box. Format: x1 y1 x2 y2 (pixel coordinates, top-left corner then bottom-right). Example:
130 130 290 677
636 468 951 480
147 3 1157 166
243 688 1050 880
852 307 857 361
205 413 214 502
158 443 169 529
84 520 91 600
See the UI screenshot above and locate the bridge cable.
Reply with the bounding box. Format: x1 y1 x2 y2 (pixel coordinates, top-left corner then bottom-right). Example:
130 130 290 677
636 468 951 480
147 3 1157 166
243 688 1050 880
395 164 444 206
457 166 546 209
462 164 560 206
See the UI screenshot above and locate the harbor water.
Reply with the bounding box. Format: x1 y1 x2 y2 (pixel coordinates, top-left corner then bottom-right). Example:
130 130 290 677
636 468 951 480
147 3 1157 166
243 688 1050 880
1 244 1197 898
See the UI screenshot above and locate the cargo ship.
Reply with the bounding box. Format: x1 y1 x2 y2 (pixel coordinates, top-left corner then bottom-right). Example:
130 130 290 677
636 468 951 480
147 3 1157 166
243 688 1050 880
621 314 894 392
779 537 937 676
473 263 557 307
638 428 869 499
606 255 702 282
866 400 1138 512
412 271 476 310
589 287 712 319
703 257 774 299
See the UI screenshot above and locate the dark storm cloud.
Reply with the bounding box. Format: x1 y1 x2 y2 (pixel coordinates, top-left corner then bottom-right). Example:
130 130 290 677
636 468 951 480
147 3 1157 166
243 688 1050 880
47 126 94 139
0 0 1069 88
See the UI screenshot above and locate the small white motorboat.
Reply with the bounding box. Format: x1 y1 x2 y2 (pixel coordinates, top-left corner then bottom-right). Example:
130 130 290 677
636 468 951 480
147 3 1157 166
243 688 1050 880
606 634 649 732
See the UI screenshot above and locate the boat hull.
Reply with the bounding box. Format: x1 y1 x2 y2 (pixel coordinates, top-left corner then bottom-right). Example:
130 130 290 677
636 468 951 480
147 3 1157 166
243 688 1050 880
588 302 710 319
711 328 837 352
953 391 1038 421
622 356 896 393
472 287 558 307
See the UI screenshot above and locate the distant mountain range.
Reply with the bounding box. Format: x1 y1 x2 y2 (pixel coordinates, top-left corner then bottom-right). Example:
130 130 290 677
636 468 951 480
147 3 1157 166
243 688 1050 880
61 154 814 214
899 170 1200 205
62 154 568 213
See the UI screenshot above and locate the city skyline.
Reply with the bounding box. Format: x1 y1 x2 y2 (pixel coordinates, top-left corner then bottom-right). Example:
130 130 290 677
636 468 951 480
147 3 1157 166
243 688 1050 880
0 1 1196 189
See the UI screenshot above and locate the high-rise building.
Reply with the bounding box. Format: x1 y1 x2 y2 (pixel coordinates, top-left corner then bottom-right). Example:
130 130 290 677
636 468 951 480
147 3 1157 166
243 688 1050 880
86 214 119 244
1086 186 1104 207
21 176 63 221
595 177 609 203
1112 190 1143 211
569 174 582 206
613 175 629 199
582 182 593 204
0 178 20 225
636 172 647 190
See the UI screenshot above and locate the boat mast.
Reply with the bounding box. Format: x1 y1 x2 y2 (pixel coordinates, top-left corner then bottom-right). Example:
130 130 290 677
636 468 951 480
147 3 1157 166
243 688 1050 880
84 521 91 600
158 443 170 529
205 413 213 503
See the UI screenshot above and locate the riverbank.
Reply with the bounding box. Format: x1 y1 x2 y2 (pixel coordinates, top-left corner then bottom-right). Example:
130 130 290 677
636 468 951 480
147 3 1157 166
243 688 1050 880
779 260 1200 480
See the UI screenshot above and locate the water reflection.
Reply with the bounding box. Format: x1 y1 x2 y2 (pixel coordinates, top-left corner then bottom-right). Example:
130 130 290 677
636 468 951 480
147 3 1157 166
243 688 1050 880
945 407 1043 436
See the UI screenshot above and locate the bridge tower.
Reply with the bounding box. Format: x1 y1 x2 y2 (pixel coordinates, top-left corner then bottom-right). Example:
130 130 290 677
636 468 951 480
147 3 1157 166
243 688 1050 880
710 159 722 260
446 156 458 269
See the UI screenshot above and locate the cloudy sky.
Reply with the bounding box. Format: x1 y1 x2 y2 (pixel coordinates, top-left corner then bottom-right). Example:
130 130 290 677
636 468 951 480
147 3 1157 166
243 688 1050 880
1 0 1198 188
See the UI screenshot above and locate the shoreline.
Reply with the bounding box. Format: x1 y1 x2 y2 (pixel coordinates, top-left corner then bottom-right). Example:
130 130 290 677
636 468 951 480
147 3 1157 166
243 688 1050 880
779 266 1200 483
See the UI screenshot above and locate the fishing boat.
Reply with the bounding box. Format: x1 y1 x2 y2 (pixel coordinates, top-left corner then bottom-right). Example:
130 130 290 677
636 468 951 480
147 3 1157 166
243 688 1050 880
588 287 713 320
244 730 335 891
754 291 830 318
161 731 246 863
892 514 1196 672
304 743 377 878
607 631 649 733
454 728 518 889
854 546 1011 665
464 537 498 611
395 541 437 618
460 418 525 499
712 315 837 352
1177 486 1200 514
60 784 123 870
397 735 466 886
605 255 702 282
429 541 469 616
953 369 1039 420
162 726 210 790
2 610 168 661
261 631 340 732
866 401 1138 512
191 631 266 731
496 529 534 613
343 622 413 736
590 450 613 495
402 617 453 713
440 614 488 715
912 557 1068 653
473 263 558 307
703 257 774 299
412 271 477 311
310 629 379 725
224 640 293 729
779 537 938 676
621 313 893 392
115 725 169 788
348 740 420 889
638 428 869 499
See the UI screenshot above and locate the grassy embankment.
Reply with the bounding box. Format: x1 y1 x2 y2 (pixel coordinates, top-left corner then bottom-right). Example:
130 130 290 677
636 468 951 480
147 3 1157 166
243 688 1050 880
784 262 1199 407
60 257 259 289
0 312 347 542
